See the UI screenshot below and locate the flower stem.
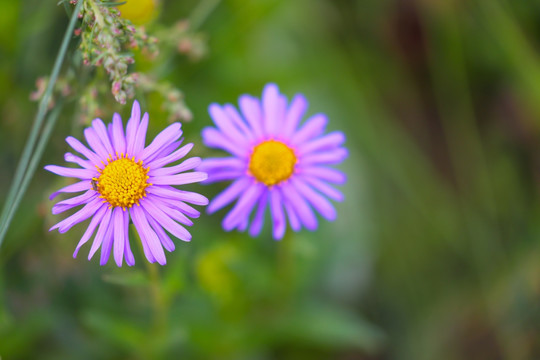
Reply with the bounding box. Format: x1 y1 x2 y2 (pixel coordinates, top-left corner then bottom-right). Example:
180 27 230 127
189 0 222 31
0 0 83 249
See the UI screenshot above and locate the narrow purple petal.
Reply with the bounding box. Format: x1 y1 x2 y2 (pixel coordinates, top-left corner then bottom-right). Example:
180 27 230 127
146 185 208 205
283 197 301 231
248 190 268 237
50 198 102 233
132 205 166 265
124 211 135 266
291 178 336 221
126 101 141 156
65 152 93 169
100 214 115 266
88 208 113 260
270 189 286 240
150 171 207 185
238 95 264 138
146 143 193 170
298 131 345 155
299 166 346 184
302 175 344 202
145 140 182 166
66 136 101 164
141 199 192 242
207 177 251 214
148 197 193 226
73 204 107 257
140 123 182 162
290 114 328 146
209 104 249 143
132 112 149 159
148 157 201 177
84 127 109 159
262 83 281 136
222 182 264 231
112 113 126 155
202 169 243 184
49 180 90 200
45 165 95 179
202 127 248 158
301 148 348 166
223 104 254 140
238 216 249 231
198 157 245 172
113 207 125 267
281 94 308 137
92 118 115 156
129 207 155 263
52 190 96 214
281 182 318 230
147 215 175 252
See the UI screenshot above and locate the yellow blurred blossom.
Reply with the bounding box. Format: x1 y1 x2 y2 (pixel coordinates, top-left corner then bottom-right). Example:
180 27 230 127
117 0 159 25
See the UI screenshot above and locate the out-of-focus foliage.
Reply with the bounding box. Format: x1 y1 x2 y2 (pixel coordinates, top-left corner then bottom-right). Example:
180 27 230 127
1 0 540 359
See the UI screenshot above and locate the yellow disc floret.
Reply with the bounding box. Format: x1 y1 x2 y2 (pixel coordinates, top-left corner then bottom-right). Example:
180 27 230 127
93 154 151 210
248 140 297 186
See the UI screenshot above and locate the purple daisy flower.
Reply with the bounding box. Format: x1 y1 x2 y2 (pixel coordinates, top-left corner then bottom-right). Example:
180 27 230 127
46 101 208 266
199 83 347 240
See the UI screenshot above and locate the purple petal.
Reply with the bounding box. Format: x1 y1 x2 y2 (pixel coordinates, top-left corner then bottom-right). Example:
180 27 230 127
113 207 125 267
198 157 245 172
65 152 93 170
148 157 201 177
129 207 155 263
112 113 126 155
290 114 328 146
291 178 336 221
141 199 192 242
66 136 101 164
283 197 301 231
297 131 345 155
207 177 251 214
270 189 286 240
223 104 254 140
281 182 318 230
301 148 348 166
92 118 115 156
222 182 264 231
281 94 308 138
131 205 166 265
248 189 268 237
88 208 113 260
52 190 96 214
49 180 89 200
150 171 207 186
140 123 183 162
84 127 109 160
147 215 175 252
124 211 135 266
302 175 344 202
146 143 193 170
299 166 346 184
149 197 193 226
100 213 116 266
202 127 248 158
45 165 95 179
238 95 264 138
126 101 142 156
50 198 102 233
132 112 149 159
262 83 282 136
202 169 243 184
146 185 208 205
238 216 249 231
73 204 107 257
209 104 250 143
145 140 182 166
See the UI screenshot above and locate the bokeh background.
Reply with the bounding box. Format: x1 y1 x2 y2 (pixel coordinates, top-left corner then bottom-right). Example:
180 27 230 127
1 0 540 359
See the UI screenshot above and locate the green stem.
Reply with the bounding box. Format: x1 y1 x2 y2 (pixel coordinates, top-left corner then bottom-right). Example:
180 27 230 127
0 0 83 248
189 0 222 32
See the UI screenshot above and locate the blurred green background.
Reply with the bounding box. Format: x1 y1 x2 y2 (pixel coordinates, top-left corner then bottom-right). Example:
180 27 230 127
2 0 540 359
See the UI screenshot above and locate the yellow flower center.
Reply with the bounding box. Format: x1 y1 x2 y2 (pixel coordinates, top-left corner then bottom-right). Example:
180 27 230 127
93 154 151 209
118 0 159 25
248 140 297 186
